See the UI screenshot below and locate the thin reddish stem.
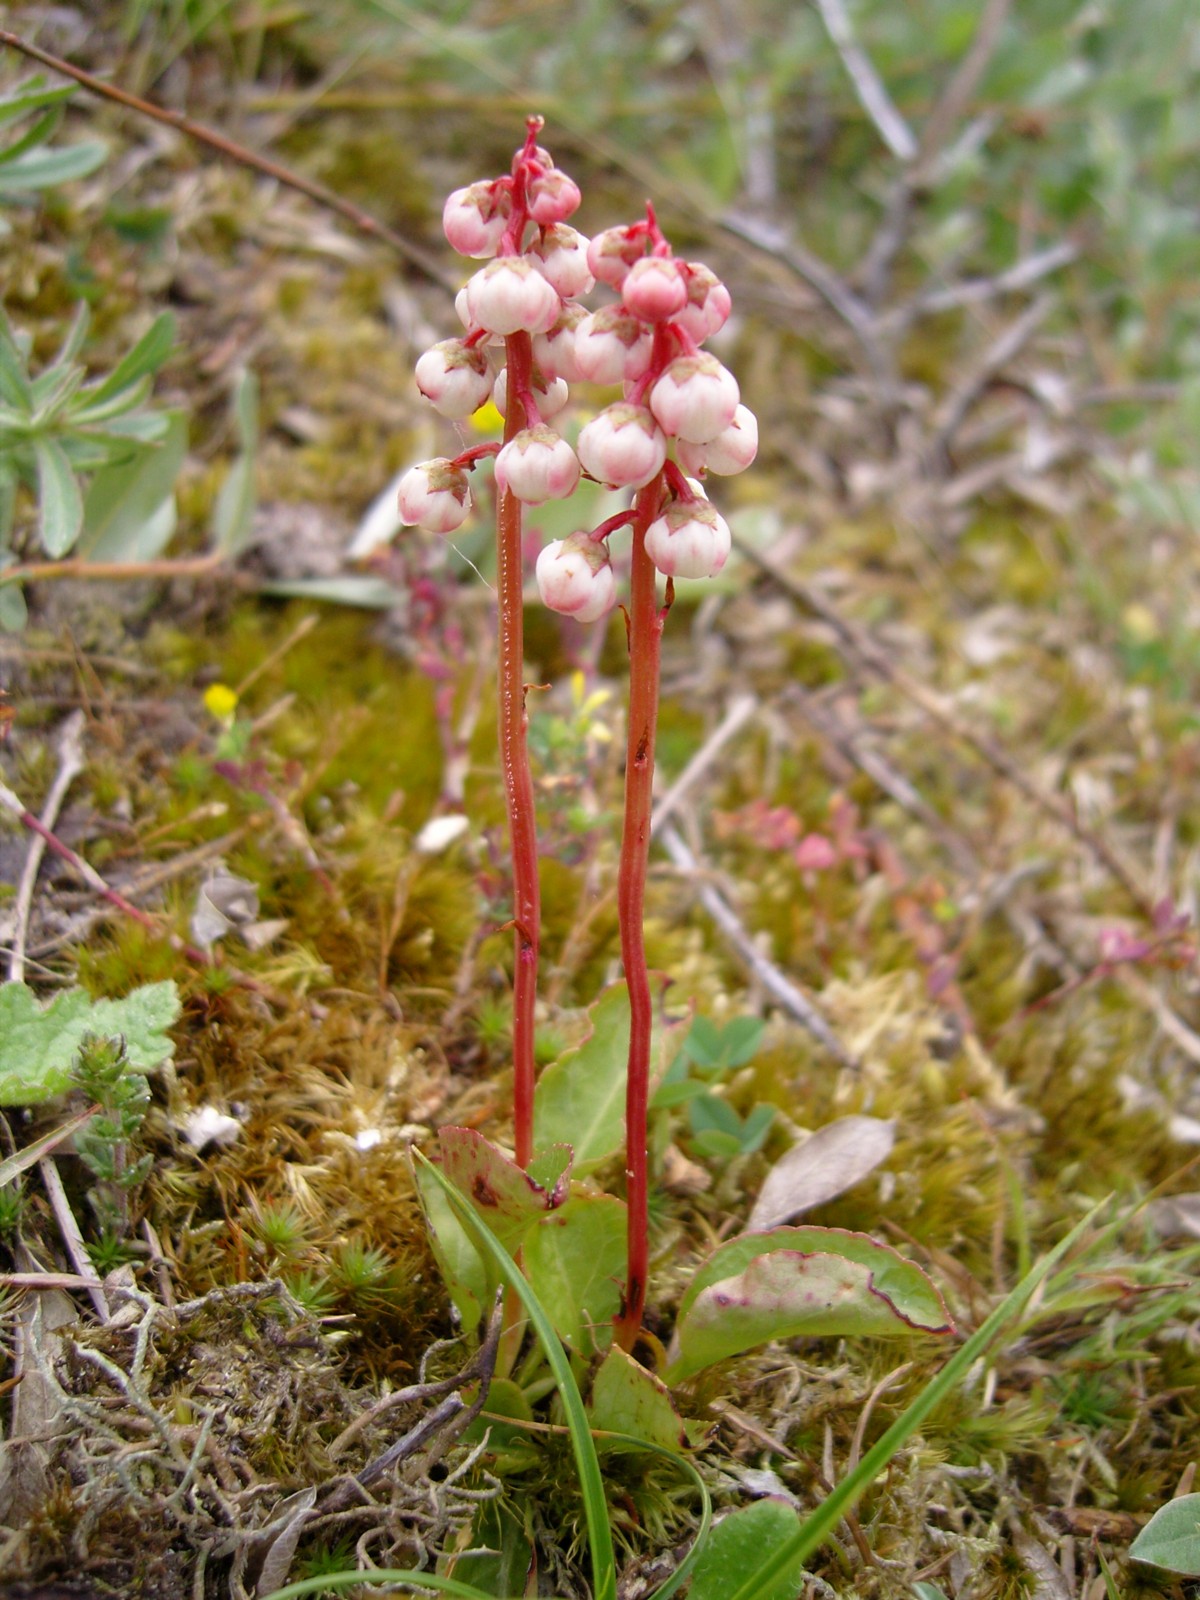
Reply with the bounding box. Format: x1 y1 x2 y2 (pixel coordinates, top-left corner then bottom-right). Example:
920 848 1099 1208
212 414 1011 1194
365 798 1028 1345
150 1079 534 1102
613 472 667 1352
0 781 212 964
498 331 541 1169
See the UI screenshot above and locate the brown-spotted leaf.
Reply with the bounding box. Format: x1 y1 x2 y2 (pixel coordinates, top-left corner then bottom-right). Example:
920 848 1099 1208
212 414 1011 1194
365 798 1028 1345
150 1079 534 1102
667 1226 952 1383
439 1126 572 1253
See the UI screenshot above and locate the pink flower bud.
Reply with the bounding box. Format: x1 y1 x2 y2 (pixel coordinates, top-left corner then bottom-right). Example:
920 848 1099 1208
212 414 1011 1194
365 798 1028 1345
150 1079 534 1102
532 303 586 383
574 307 653 385
527 168 582 225
576 402 666 489
495 425 581 504
493 366 569 420
675 263 732 341
644 495 730 579
675 404 759 475
536 532 615 622
649 353 740 443
586 225 645 288
397 459 473 533
465 257 562 337
794 833 837 872
443 181 511 258
414 339 492 419
621 256 688 323
527 224 594 299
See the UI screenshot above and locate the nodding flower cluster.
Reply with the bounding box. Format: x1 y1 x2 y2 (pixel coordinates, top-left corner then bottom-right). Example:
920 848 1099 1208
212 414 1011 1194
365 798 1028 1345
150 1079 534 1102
397 118 756 619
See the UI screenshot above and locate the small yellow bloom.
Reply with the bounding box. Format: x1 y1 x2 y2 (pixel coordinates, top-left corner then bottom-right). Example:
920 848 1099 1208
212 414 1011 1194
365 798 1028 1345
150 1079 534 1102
469 399 504 436
1121 603 1158 644
203 683 239 721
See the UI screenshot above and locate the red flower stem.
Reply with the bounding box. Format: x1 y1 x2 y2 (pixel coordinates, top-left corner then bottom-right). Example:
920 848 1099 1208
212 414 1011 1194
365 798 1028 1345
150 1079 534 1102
613 471 669 1353
499 330 541 1170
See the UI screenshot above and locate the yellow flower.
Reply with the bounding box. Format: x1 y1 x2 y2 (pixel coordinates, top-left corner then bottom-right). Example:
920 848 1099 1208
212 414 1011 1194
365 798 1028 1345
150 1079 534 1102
203 683 238 721
469 399 504 436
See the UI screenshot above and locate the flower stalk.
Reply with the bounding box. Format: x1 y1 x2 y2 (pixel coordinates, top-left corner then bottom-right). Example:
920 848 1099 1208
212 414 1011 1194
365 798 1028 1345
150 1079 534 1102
613 474 670 1352
498 328 541 1169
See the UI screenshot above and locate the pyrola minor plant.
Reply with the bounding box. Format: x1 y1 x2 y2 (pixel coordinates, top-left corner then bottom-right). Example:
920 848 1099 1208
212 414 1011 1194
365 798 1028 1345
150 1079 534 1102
399 116 756 1350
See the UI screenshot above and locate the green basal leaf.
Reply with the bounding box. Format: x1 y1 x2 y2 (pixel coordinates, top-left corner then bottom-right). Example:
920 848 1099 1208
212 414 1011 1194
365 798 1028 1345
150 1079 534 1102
413 1157 489 1336
526 1142 574 1195
523 1193 626 1356
718 1205 1107 1600
533 983 632 1173
0 981 181 1106
667 1226 952 1383
414 1153 618 1600
33 435 83 557
1129 1492 1200 1574
588 1346 688 1455
687 1502 807 1600
444 1500 534 1598
678 1226 951 1326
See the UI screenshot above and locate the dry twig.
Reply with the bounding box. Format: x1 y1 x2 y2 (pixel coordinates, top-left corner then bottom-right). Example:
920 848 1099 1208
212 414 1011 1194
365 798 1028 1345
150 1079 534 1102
7 710 86 983
659 821 856 1068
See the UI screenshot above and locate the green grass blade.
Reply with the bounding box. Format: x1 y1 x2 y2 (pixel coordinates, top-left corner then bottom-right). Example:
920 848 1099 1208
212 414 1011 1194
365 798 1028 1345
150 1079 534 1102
720 1201 1108 1600
1095 1547 1121 1599
259 1569 531 1599
415 1152 618 1600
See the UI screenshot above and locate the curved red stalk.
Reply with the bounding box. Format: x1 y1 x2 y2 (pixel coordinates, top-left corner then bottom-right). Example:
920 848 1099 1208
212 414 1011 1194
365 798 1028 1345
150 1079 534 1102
613 471 668 1352
498 330 541 1169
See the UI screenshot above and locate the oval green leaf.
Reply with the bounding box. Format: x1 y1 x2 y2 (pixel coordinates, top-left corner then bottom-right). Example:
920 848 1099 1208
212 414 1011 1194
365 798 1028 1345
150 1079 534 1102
668 1226 951 1383
523 1193 626 1355
1129 1493 1200 1574
588 1346 688 1455
687 1501 807 1600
